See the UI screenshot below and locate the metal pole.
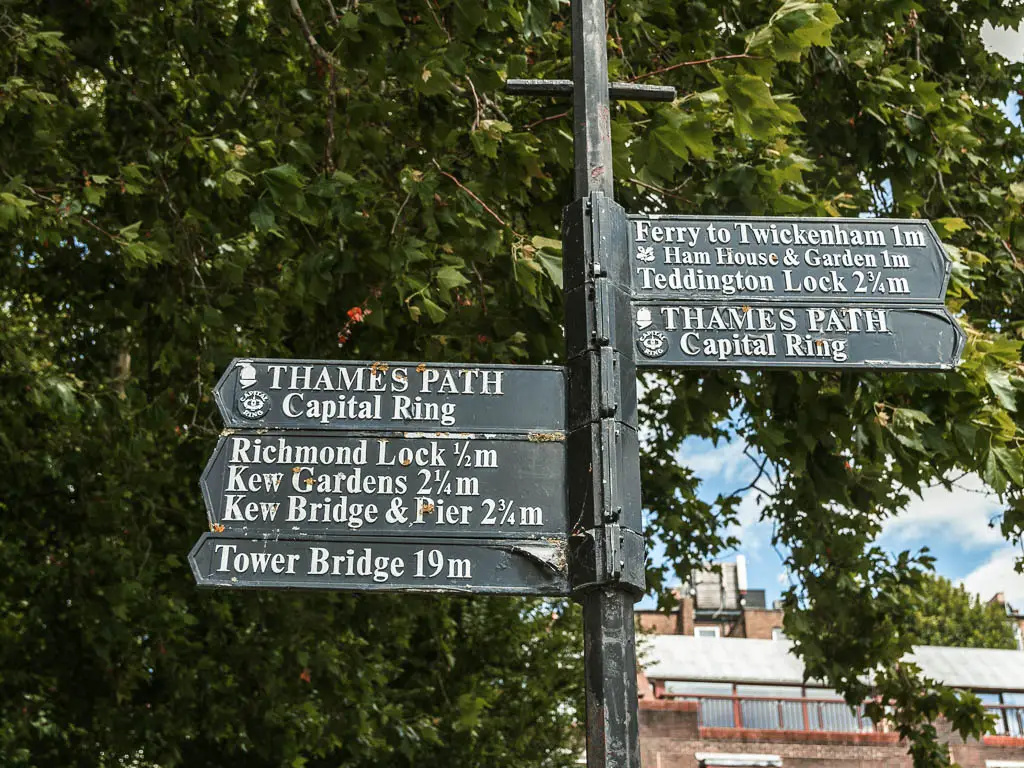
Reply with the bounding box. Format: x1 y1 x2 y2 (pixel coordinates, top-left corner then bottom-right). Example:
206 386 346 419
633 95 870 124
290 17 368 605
565 0 644 766
571 0 614 199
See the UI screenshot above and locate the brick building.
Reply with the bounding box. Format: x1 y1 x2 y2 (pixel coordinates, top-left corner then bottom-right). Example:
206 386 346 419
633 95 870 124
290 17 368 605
636 557 785 640
636 624 1024 767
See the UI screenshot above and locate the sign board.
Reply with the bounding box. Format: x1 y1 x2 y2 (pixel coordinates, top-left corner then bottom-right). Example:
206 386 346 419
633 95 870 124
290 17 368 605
627 215 965 370
632 302 964 369
200 430 566 539
213 359 565 433
628 216 951 304
189 533 569 595
192 358 570 596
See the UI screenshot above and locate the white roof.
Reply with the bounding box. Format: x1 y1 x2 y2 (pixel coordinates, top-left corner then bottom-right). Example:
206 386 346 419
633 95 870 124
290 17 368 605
695 754 782 767
908 645 1024 690
641 635 1024 691
641 636 806 685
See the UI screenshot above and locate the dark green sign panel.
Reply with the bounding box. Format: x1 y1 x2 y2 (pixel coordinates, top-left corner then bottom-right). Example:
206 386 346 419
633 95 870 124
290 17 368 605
629 215 952 304
200 430 566 539
632 302 964 369
189 533 569 595
213 359 565 433
627 215 965 370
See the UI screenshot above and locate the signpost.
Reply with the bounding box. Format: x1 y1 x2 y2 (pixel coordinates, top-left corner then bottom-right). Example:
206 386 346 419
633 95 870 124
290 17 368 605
628 214 965 370
190 6 968 768
189 360 569 596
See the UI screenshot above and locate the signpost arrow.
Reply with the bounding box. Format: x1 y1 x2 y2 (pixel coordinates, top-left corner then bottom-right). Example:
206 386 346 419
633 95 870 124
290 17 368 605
627 214 965 371
628 215 953 304
633 303 964 369
189 533 568 595
200 430 566 539
212 359 565 433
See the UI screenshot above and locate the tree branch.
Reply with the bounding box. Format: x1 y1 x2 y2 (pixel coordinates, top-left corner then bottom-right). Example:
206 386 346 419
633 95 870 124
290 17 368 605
466 76 482 132
972 214 1021 269
423 0 450 42
627 177 692 203
432 160 521 236
290 0 341 68
289 0 339 172
324 62 337 172
628 53 758 83
321 0 339 24
524 110 569 130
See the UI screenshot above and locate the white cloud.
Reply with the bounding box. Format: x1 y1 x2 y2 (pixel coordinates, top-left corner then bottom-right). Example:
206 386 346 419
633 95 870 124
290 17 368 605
680 437 754 485
960 547 1024 606
881 473 1006 550
735 486 770 530
982 22 1024 63
725 487 775 560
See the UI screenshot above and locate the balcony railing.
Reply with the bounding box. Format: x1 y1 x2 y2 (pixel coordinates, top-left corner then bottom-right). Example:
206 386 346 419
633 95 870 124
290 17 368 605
987 704 1024 737
663 693 876 733
661 694 1024 739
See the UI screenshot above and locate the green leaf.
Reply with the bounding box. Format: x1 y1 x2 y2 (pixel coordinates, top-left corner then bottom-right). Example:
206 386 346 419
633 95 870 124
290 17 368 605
369 0 405 27
935 217 970 236
985 368 1019 411
678 117 715 160
435 266 469 290
536 250 563 289
118 221 142 242
250 200 276 231
654 125 690 160
421 297 447 322
531 235 562 252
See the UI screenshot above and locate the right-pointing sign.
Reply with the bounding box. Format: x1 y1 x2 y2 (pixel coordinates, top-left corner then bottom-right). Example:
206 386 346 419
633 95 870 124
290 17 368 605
628 215 965 370
630 216 951 304
632 302 964 369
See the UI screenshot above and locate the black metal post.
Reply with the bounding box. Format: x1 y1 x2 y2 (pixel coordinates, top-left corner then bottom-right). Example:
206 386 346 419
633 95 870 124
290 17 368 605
571 0 613 198
562 0 645 766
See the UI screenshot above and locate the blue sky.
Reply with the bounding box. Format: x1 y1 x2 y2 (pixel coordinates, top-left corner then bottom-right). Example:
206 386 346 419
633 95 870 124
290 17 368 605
641 28 1023 609
645 433 1024 608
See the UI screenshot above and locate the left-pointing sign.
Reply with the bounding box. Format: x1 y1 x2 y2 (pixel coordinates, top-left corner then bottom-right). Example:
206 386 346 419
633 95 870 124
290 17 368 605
188 533 569 595
200 430 566 539
213 359 565 433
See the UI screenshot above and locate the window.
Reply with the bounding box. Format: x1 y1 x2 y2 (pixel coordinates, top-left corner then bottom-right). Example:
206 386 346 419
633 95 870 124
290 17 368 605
696 626 721 638
804 687 866 732
695 754 782 767
1000 692 1024 737
736 685 803 730
664 681 734 727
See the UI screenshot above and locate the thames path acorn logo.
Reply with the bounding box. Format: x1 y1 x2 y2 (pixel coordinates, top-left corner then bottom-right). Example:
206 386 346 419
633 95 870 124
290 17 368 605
635 308 668 359
235 360 271 420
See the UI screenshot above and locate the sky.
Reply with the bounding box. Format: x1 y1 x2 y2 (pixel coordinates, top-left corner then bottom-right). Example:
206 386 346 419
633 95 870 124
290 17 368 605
641 24 1024 610
657 435 1024 608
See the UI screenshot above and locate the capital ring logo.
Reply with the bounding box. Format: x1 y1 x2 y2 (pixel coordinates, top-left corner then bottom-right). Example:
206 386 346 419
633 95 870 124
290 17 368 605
238 390 270 420
637 329 668 359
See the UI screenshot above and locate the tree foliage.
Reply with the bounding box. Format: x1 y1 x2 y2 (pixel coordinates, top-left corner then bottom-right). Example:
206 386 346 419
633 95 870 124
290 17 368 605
1 0 1023 766
903 575 1017 650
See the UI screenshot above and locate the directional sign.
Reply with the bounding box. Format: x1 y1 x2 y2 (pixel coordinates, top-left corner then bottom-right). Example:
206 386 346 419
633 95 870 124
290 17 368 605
627 214 964 370
189 533 569 595
200 430 566 539
632 302 965 369
628 215 952 304
213 359 565 433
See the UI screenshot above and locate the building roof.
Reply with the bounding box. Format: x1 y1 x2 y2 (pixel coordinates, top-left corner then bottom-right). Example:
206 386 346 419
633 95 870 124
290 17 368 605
641 635 1024 691
907 645 1024 690
641 636 807 685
